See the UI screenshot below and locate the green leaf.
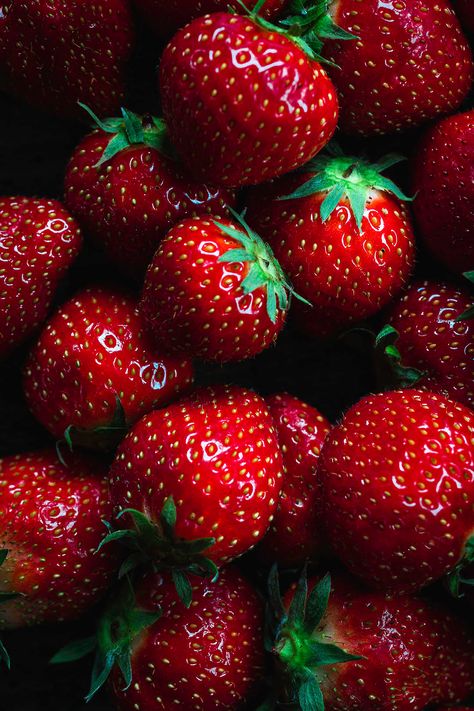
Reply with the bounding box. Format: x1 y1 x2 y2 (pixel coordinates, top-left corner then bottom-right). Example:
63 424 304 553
181 537 215 555
172 569 193 608
320 184 346 222
121 108 144 145
51 636 97 664
267 565 285 619
375 324 398 348
161 496 177 530
455 274 474 321
96 133 131 167
95 529 137 553
288 568 308 625
307 641 362 667
317 12 357 41
78 102 121 133
266 284 277 324
370 153 406 174
86 650 116 702
240 264 269 295
298 674 324 711
127 609 162 636
218 248 255 264
373 175 414 203
0 639 11 669
0 550 8 567
345 183 367 232
278 174 334 201
118 552 147 579
304 574 331 633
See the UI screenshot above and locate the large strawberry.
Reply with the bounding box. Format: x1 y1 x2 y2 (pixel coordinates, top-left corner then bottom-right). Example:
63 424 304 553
159 5 342 187
318 389 474 594
0 197 82 358
65 107 235 276
245 149 415 338
322 0 473 135
0 449 117 628
0 0 134 119
23 287 193 449
412 109 474 275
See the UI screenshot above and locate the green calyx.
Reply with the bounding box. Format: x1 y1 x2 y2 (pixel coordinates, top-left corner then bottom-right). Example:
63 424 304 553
446 535 474 598
280 145 414 233
79 102 173 167
216 207 310 324
0 549 20 670
375 325 425 389
455 271 474 321
98 496 219 608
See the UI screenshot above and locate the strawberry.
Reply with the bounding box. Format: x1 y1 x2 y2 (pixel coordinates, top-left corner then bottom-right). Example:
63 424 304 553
0 0 134 119
321 0 473 135
159 6 341 187
0 197 82 359
23 287 193 448
412 109 474 275
64 107 235 277
255 393 331 568
385 280 474 410
453 0 474 35
139 211 302 362
0 449 117 628
318 389 474 594
245 149 415 338
266 569 474 710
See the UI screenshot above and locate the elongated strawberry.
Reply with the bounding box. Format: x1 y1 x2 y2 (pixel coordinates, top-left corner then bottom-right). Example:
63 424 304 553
0 0 134 118
65 107 235 276
245 149 415 337
0 197 82 358
318 389 474 594
0 449 117 628
23 287 193 448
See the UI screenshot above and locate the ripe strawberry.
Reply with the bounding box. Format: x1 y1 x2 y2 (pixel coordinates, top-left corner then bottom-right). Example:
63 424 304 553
0 197 82 358
318 389 474 594
23 287 193 448
159 8 340 187
0 449 117 628
266 569 474 710
453 0 474 35
65 107 235 276
412 109 474 275
245 150 415 338
321 0 473 135
255 393 331 568
0 0 134 119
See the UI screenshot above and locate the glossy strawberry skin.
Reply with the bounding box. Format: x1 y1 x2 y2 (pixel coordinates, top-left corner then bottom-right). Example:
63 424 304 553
324 0 473 136
64 130 235 276
0 197 82 358
159 13 338 187
412 110 474 275
318 390 474 594
0 0 134 118
23 287 194 441
109 385 283 564
112 567 265 711
387 281 474 409
245 172 415 337
255 393 331 568
0 449 117 628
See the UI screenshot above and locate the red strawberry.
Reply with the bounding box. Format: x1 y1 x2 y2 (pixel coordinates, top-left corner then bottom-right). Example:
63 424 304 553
245 150 415 337
64 107 235 277
23 287 193 448
318 389 474 594
322 0 473 135
0 197 82 358
385 280 474 410
255 392 331 568
139 212 300 362
412 109 474 275
159 10 339 187
453 0 474 35
267 569 474 710
0 449 117 628
0 0 134 119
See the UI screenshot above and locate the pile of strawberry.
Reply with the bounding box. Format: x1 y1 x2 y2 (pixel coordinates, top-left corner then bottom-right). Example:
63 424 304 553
1 1 474 710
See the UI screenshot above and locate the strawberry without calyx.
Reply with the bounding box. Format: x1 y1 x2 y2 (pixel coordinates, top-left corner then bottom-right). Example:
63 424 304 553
23 287 193 449
65 107 235 277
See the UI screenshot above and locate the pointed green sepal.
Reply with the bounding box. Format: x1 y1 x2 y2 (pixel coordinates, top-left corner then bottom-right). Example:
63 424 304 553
455 272 474 321
446 535 474 598
375 325 425 388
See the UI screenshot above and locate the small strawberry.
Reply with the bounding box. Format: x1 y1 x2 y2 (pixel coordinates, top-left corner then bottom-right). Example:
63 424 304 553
139 211 302 362
65 106 235 277
0 197 82 358
23 287 193 449
0 0 134 119
318 389 474 594
0 449 117 628
412 109 474 275
453 0 474 35
255 393 331 568
245 149 415 338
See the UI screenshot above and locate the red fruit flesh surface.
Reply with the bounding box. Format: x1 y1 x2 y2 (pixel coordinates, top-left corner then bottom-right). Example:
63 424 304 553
387 280 474 409
0 197 82 358
109 385 283 564
64 130 235 276
324 0 473 135
412 110 474 275
318 389 474 593
112 567 265 711
159 13 338 187
23 287 194 440
0 449 117 628
0 0 134 118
